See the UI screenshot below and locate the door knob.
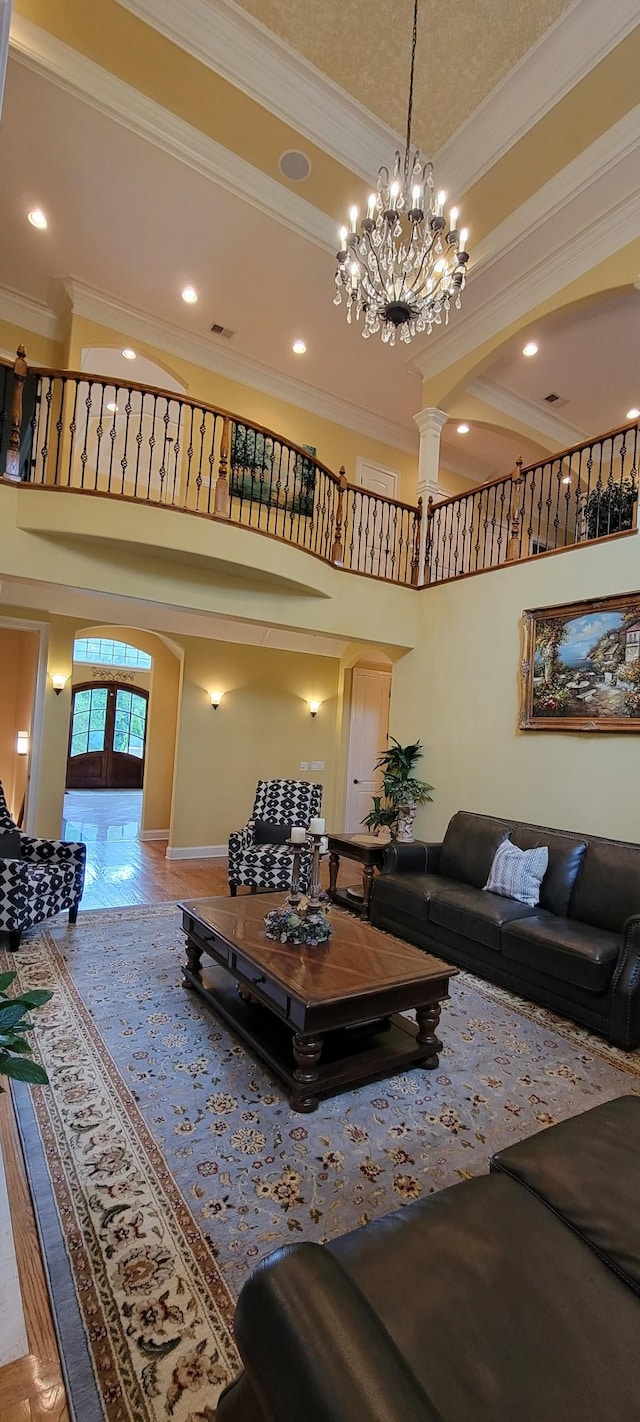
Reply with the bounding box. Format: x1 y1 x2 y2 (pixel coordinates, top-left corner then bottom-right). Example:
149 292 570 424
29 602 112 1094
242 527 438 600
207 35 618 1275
353 778 360 784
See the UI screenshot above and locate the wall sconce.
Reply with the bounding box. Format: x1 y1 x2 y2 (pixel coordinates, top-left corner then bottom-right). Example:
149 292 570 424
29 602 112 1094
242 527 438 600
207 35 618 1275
308 699 321 718
209 690 223 710
51 673 68 695
16 730 30 756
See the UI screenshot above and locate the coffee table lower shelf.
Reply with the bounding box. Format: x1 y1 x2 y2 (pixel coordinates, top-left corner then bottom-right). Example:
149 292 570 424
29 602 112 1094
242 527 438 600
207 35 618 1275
183 960 441 1113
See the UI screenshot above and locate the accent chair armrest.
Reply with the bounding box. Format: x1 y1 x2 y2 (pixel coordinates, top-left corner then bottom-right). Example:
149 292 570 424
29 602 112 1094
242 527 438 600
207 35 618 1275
233 1242 440 1422
382 841 442 875
609 915 640 1051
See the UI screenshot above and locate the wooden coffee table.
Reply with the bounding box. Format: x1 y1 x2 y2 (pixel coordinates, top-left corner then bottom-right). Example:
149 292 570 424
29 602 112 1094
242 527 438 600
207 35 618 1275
179 894 456 1113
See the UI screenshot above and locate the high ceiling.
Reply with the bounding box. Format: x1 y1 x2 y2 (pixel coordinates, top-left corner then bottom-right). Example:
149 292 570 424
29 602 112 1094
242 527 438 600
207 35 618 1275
1 0 639 490
232 0 573 153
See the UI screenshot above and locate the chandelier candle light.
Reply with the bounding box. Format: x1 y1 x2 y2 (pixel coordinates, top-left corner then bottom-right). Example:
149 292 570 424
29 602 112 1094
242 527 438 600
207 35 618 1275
334 0 469 345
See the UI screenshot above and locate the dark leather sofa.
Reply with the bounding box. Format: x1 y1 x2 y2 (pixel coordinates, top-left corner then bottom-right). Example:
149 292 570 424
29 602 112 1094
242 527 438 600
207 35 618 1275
370 810 640 1049
215 1095 640 1421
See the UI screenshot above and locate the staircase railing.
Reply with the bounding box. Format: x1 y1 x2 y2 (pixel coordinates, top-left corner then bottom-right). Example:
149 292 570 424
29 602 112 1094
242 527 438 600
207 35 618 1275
425 423 639 584
0 348 422 588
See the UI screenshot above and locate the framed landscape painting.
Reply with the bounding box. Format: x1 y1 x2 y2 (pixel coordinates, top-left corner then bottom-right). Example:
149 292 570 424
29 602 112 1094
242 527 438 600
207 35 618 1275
520 590 640 732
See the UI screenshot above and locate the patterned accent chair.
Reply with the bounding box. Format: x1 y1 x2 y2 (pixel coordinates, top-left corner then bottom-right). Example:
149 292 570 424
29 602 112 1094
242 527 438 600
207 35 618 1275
0 781 86 951
228 779 323 896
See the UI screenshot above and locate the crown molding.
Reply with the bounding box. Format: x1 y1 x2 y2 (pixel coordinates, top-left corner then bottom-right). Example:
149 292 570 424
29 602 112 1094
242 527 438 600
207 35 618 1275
61 278 417 454
115 0 637 203
467 378 588 449
9 16 336 254
115 0 399 182
414 109 640 383
0 281 62 341
436 0 640 199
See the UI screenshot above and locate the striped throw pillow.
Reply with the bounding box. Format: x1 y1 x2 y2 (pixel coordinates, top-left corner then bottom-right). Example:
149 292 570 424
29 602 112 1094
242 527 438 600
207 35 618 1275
484 840 549 907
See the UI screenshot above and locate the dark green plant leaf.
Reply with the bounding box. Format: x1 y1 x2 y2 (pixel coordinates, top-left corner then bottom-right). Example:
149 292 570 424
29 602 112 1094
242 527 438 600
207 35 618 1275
0 1055 49 1085
0 1003 31 1032
0 971 17 993
0 1035 32 1054
17 989 53 1009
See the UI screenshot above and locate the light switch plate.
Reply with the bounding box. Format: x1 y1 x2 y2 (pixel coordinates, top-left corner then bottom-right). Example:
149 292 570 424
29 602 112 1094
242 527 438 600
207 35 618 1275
311 761 325 770
299 761 309 771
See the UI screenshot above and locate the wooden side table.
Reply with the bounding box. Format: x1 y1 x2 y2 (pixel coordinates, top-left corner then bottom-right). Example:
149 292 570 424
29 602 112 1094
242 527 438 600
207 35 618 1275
327 832 390 920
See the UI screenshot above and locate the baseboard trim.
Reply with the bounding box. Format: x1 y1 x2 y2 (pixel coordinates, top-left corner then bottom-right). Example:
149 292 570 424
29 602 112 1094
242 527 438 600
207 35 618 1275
139 829 170 841
165 844 228 860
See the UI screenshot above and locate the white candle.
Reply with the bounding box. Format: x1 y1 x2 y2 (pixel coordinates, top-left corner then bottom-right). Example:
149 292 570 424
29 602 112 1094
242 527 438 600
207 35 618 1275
290 826 306 843
309 817 325 835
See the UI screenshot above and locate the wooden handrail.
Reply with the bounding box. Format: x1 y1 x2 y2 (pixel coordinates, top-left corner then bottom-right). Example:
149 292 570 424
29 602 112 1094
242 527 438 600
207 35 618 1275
0 344 422 587
430 418 640 513
0 352 350 495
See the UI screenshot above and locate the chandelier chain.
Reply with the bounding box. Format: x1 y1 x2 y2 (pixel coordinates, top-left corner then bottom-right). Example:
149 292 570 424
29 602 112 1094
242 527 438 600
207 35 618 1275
405 0 419 181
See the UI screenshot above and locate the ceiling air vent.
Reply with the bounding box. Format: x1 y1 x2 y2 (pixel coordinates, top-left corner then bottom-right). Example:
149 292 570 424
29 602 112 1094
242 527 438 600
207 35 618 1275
210 322 235 340
543 392 569 407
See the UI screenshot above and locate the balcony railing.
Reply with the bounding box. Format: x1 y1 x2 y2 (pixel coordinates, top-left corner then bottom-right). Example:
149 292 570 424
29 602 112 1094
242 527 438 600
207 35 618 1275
426 424 639 584
0 348 422 587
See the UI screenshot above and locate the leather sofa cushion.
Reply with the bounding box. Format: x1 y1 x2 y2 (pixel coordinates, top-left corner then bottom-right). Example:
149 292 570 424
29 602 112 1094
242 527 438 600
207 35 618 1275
373 872 459 918
509 826 586 917
502 913 619 993
492 1095 640 1296
428 883 536 952
329 1173 640 1422
439 812 509 889
570 839 640 932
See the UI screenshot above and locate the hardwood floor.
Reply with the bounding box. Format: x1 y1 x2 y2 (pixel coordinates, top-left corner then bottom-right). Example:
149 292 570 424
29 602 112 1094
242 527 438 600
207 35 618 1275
2 790 356 1417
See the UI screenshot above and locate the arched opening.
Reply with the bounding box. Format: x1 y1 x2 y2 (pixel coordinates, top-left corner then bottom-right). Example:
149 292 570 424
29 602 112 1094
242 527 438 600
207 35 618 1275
62 626 181 860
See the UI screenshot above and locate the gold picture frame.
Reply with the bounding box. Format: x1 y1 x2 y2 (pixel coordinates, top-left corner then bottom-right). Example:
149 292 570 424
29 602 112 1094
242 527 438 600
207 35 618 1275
520 590 640 732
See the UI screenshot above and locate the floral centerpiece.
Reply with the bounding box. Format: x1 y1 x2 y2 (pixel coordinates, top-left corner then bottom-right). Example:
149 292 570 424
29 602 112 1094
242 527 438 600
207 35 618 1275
264 896 332 946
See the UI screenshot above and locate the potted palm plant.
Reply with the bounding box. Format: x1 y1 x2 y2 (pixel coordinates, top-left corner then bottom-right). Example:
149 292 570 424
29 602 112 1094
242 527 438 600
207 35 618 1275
362 738 433 843
0 971 52 1089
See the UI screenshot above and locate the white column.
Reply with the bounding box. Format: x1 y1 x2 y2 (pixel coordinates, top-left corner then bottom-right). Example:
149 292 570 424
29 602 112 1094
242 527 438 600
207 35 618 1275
0 2 12 121
413 407 449 584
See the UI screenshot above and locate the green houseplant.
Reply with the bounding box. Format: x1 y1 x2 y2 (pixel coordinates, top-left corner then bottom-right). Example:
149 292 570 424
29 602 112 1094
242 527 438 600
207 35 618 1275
0 971 52 1089
583 474 638 541
362 738 433 843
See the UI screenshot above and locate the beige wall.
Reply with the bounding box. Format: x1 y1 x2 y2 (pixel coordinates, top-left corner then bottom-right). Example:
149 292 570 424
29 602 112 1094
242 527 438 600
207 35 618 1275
0 627 39 819
170 638 340 849
391 531 640 844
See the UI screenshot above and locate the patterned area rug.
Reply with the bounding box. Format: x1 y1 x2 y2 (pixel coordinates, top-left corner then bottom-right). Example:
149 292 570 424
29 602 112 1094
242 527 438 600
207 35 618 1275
6 903 640 1421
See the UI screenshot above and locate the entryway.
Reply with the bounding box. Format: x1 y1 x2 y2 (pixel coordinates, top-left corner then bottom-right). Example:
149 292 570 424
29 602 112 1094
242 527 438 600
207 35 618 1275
66 682 148 790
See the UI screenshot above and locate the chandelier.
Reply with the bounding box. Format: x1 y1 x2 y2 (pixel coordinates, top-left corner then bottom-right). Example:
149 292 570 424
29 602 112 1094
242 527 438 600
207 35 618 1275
334 0 469 346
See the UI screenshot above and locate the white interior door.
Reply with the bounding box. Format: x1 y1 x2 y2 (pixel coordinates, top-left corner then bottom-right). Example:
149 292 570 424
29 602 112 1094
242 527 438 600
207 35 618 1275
344 668 391 833
350 461 401 576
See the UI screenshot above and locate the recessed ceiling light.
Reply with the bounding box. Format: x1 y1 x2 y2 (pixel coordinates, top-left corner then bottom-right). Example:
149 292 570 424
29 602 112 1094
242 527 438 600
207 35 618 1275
27 208 48 229
562 475 571 485
522 341 538 357
456 423 469 434
122 348 136 360
106 401 119 413
626 407 640 420
292 340 307 355
181 285 198 304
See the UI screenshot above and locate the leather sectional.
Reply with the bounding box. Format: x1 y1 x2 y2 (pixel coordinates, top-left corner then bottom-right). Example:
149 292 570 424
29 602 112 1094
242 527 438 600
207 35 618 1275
215 1095 640 1421
370 810 640 1049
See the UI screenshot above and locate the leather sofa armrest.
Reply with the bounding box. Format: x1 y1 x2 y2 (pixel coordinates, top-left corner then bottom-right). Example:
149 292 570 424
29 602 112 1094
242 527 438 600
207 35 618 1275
609 915 640 1051
233 1242 440 1422
382 841 441 875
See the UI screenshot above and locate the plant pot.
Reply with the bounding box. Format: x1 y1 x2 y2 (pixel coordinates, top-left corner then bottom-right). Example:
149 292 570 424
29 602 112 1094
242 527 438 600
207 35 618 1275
394 805 416 843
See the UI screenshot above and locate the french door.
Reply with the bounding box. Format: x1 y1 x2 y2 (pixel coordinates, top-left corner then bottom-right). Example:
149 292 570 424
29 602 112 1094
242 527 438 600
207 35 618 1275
66 682 148 790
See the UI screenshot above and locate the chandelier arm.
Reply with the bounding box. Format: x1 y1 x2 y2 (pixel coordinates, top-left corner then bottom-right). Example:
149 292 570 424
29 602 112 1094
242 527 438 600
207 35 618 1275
362 228 391 298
